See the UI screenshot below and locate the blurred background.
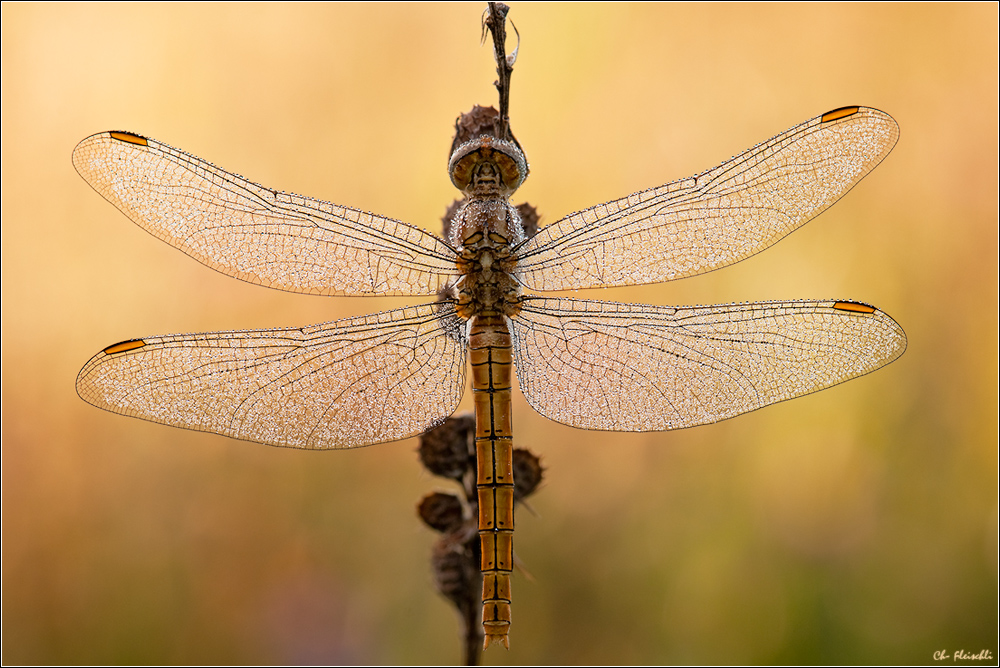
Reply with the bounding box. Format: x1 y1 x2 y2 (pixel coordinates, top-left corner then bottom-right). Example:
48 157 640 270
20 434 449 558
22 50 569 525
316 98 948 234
2 3 996 664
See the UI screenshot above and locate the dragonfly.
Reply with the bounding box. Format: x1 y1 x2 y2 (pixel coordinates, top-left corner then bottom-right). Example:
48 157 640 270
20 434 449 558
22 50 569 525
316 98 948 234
74 105 905 649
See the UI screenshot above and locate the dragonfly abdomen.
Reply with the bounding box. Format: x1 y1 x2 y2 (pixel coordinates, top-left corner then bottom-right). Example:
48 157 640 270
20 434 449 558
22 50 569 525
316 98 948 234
469 314 515 649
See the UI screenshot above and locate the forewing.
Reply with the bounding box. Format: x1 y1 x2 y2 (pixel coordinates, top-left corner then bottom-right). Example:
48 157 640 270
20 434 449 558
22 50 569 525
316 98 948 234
77 304 468 449
514 107 898 291
509 297 905 431
73 132 458 296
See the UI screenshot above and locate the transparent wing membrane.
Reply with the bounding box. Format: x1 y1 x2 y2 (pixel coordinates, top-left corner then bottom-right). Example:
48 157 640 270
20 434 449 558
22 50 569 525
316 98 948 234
509 297 906 431
73 132 458 296
514 107 898 291
77 304 468 449
76 108 904 444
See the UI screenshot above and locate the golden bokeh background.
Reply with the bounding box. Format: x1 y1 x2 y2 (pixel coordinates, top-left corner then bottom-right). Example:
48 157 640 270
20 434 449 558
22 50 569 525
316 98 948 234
2 3 996 664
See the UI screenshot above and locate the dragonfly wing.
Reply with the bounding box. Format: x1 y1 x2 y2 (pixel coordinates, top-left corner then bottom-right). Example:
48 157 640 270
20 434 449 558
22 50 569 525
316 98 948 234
77 304 468 449
514 107 898 291
73 132 458 296
509 297 905 431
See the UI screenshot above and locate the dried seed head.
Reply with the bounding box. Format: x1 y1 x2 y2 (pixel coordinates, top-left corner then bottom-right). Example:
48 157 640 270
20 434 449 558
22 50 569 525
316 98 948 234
418 492 466 534
512 448 543 501
419 415 475 481
515 202 539 239
431 532 481 619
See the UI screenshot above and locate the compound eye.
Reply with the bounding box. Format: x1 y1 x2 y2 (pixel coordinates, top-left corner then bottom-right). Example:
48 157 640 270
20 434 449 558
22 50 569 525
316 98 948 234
493 151 525 192
450 151 478 191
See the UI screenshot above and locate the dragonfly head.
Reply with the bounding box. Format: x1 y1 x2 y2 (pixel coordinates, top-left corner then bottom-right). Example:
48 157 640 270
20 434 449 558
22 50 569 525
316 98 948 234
448 136 528 198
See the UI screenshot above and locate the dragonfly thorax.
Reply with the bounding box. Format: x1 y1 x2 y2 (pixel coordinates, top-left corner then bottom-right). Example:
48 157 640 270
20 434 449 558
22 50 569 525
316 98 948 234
447 136 528 321
454 222 522 320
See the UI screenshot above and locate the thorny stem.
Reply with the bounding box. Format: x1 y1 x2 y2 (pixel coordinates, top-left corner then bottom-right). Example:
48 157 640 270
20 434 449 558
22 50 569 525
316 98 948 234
417 6 544 665
484 3 517 142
